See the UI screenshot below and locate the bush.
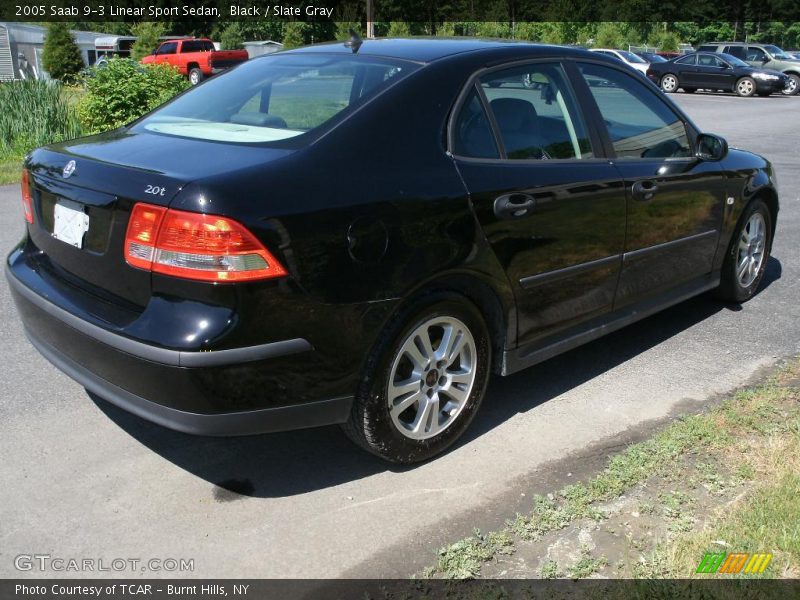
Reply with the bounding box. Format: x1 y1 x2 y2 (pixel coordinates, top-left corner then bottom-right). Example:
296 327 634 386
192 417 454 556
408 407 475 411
42 23 85 83
386 22 412 37
282 22 307 48
220 23 245 50
78 59 189 134
0 79 82 157
130 22 166 62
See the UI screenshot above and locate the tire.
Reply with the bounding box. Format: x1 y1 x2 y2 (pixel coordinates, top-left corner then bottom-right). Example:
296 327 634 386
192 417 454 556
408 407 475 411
342 293 491 464
716 199 772 303
660 73 679 93
683 87 696 93
782 73 799 96
735 77 756 97
188 68 204 86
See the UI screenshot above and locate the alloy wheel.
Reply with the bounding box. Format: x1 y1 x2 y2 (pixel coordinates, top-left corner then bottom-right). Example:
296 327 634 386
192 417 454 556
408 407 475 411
661 75 677 92
783 75 798 95
737 212 766 287
387 316 477 440
737 78 754 96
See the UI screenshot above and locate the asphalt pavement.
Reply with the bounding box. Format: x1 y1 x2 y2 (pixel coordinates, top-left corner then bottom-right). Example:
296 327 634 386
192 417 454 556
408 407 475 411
1 91 798 579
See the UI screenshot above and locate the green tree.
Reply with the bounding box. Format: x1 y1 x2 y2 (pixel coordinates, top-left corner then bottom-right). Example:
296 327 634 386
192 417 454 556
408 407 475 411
436 21 456 37
386 22 412 37
220 23 245 50
41 23 84 83
594 22 626 48
282 22 307 49
130 22 167 61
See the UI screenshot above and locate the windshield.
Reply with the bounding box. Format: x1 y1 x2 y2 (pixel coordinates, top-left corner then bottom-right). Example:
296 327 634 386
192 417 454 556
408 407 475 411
618 50 647 64
763 45 791 59
135 54 418 144
720 53 749 67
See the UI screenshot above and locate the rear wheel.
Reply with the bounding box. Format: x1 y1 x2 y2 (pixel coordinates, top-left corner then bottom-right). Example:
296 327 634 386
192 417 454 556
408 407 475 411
735 77 756 97
660 73 678 93
782 73 799 95
342 294 491 463
717 200 772 303
188 68 204 86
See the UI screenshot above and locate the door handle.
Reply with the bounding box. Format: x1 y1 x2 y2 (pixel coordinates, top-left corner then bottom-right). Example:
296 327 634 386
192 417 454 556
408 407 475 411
631 180 659 202
494 193 536 219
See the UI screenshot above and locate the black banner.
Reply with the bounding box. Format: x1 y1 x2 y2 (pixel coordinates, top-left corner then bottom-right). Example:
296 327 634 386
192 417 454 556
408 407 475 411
3 579 800 600
2 0 800 23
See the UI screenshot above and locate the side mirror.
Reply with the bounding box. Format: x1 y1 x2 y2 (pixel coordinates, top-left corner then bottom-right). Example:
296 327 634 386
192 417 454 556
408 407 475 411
696 133 728 161
761 57 769 64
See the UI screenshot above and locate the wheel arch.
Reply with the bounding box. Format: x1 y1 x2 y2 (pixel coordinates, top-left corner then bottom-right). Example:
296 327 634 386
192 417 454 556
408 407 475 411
387 270 515 376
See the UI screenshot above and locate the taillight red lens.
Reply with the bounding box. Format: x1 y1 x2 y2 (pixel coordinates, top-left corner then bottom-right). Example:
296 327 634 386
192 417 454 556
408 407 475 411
124 203 287 282
124 203 167 270
21 170 34 224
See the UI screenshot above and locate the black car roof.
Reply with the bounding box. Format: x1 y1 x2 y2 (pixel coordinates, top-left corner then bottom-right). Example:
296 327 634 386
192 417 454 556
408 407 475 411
280 37 595 63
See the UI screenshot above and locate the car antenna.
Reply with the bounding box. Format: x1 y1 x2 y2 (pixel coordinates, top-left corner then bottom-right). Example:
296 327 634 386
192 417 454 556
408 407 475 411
344 28 363 53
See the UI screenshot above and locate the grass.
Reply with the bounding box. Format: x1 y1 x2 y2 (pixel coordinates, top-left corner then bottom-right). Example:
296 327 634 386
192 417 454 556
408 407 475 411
0 81 84 185
424 357 800 579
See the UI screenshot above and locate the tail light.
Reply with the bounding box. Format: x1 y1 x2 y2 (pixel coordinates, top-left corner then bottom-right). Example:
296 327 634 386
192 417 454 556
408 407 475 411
124 202 287 282
21 170 34 224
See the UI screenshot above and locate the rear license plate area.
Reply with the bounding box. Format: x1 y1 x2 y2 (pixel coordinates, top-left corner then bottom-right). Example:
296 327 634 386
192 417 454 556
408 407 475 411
53 198 90 249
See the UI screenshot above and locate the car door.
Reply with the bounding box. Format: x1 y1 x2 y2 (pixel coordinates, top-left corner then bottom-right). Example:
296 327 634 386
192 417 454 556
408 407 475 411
745 46 769 68
695 54 735 89
154 41 177 65
450 61 627 347
575 62 728 308
672 54 698 85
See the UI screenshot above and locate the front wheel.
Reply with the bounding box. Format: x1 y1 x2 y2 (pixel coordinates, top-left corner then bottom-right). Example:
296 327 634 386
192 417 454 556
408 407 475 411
717 200 772 303
342 295 491 463
188 68 204 86
782 73 799 96
735 77 756 97
660 73 678 93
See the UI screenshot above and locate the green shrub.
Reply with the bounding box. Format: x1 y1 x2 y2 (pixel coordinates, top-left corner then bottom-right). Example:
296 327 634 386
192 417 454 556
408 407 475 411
0 79 82 157
41 23 85 83
282 22 308 48
130 22 167 62
386 22 411 37
78 59 189 134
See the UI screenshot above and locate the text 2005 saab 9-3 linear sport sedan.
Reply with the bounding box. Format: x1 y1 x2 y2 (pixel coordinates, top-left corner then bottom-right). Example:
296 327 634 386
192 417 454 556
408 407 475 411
7 39 778 463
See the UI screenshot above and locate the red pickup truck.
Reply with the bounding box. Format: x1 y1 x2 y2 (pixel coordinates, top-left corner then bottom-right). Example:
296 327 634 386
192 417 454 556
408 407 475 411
141 39 249 85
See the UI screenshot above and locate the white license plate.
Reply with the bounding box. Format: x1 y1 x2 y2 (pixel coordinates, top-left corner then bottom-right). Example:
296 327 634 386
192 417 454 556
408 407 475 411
53 199 90 249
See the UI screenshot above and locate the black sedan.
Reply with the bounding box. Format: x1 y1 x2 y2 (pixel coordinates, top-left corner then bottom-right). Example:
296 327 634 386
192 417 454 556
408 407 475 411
647 51 790 96
7 39 779 463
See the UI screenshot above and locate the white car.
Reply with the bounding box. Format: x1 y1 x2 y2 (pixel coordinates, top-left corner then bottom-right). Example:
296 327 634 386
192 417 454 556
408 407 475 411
589 49 649 75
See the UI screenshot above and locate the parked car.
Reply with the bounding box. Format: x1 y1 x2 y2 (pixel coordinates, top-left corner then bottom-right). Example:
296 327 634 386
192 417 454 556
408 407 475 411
635 52 668 63
787 51 800 60
697 42 800 95
589 48 649 74
141 38 248 85
8 40 779 463
647 52 789 96
657 51 682 59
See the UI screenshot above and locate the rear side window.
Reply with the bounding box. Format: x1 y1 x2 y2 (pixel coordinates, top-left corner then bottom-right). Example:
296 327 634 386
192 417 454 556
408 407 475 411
136 54 417 144
477 63 593 160
579 63 691 159
452 89 499 159
674 55 696 65
182 41 214 53
723 46 746 59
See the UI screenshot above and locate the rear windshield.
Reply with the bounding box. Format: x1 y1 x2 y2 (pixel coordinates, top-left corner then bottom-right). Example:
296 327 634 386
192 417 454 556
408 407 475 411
134 54 418 144
182 40 214 53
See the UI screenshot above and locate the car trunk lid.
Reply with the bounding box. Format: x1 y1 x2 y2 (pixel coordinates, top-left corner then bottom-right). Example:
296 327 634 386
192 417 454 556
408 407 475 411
25 130 293 309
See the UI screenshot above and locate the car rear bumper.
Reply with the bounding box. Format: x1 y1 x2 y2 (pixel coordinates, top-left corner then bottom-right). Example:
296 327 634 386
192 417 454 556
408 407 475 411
5 254 355 436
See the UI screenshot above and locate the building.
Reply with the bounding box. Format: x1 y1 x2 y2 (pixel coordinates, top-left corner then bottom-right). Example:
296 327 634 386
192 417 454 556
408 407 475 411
0 22 107 81
242 40 284 58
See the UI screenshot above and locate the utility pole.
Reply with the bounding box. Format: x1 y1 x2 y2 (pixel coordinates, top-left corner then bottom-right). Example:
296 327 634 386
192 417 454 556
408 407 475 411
366 0 375 38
